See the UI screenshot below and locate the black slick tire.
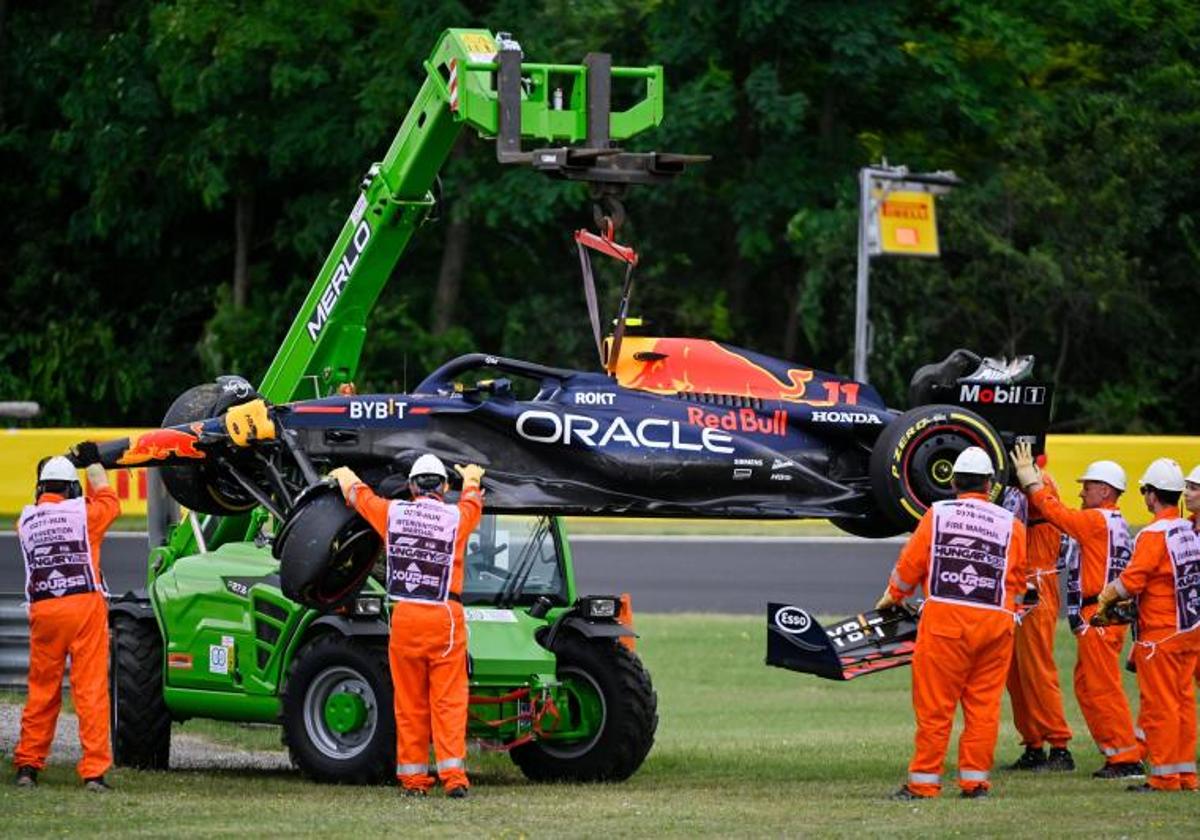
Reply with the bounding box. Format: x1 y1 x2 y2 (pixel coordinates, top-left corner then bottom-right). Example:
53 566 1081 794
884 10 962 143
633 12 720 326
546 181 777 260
109 613 171 770
511 635 657 783
868 404 1009 531
275 484 381 612
281 634 395 785
159 383 257 516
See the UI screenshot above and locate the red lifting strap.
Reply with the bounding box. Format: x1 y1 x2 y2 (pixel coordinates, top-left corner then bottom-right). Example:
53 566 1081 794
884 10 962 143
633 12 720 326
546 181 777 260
574 228 639 266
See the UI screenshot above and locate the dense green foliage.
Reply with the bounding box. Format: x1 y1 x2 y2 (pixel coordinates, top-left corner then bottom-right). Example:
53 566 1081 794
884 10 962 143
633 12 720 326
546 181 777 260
2 1 1197 430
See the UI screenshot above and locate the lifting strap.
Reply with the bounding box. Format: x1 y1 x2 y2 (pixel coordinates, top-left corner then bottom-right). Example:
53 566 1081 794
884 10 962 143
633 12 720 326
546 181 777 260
574 219 638 374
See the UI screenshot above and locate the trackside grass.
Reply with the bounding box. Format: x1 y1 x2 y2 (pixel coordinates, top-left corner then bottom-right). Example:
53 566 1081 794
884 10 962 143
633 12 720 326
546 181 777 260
0 614 1195 837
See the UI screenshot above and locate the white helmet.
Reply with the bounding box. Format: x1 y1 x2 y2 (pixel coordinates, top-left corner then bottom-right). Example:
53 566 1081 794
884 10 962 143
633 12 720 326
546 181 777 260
1186 464 1200 486
1139 458 1185 493
952 446 994 476
1077 460 1126 492
408 453 448 481
39 456 79 484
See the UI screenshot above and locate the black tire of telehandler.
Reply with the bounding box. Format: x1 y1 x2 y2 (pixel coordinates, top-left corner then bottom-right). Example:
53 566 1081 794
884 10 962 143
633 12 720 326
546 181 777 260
511 635 657 783
868 404 1009 531
281 634 395 785
109 613 172 770
159 383 257 516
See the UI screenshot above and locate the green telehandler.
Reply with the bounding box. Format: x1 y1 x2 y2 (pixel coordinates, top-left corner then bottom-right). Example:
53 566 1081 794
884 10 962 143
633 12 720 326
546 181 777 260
107 28 701 784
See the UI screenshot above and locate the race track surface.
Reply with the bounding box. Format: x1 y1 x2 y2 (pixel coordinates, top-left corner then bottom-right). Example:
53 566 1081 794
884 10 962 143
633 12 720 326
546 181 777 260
0 532 903 615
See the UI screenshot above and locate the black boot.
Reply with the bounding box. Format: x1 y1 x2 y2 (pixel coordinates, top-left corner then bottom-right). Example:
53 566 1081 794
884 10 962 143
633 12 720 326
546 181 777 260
1008 745 1046 771
14 766 37 788
890 785 933 801
1093 761 1145 780
83 776 113 793
1043 747 1075 772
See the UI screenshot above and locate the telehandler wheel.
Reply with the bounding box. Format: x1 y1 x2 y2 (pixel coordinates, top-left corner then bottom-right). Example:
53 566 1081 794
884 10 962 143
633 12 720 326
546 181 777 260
282 634 395 785
869 403 1009 531
511 635 657 783
159 383 257 516
109 613 172 769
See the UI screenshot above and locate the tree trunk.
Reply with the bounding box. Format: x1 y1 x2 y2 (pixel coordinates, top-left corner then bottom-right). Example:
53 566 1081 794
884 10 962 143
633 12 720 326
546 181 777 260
432 210 469 334
819 83 837 152
91 0 114 33
782 280 799 360
0 0 8 126
431 141 469 334
233 190 254 310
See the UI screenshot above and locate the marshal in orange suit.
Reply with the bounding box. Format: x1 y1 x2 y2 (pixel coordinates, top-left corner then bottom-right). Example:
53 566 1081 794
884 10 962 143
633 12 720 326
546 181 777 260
1016 446 1143 779
880 446 1027 800
331 454 482 799
1100 458 1200 793
1004 473 1074 771
14 454 120 791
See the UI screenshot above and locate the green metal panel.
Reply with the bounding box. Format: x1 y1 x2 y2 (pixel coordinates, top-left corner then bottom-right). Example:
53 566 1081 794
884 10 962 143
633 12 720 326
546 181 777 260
163 687 280 723
152 542 296 700
464 608 557 686
553 517 578 602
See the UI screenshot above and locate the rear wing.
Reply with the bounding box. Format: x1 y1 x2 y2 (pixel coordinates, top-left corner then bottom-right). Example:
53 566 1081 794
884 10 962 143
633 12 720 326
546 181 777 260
908 349 1052 459
765 602 918 681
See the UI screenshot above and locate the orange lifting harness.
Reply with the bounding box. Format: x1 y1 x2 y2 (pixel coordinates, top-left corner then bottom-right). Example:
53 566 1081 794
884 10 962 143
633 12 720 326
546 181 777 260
575 214 639 376
467 687 562 752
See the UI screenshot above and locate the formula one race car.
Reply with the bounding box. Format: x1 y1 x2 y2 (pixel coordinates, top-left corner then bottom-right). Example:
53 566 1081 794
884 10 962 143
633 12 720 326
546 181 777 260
93 340 1050 610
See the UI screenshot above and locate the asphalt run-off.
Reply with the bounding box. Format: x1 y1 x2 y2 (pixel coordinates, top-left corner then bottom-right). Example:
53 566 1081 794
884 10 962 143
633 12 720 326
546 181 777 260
0 532 901 614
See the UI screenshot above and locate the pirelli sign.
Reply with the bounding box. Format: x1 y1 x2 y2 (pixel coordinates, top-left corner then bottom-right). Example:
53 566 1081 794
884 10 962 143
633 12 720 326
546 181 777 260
872 188 939 257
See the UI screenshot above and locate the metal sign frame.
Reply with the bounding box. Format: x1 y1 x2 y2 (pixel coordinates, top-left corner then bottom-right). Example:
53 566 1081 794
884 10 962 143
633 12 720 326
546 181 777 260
853 164 961 383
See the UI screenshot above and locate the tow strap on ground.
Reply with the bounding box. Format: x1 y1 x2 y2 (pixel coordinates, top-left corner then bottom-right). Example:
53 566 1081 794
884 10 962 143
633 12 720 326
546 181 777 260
575 218 638 374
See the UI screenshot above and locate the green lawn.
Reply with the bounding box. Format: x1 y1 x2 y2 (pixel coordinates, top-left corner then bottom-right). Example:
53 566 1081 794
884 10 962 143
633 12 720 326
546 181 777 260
0 615 1194 837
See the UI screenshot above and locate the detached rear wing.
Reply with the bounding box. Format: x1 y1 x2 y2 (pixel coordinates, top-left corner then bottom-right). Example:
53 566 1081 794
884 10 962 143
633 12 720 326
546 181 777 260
765 603 919 681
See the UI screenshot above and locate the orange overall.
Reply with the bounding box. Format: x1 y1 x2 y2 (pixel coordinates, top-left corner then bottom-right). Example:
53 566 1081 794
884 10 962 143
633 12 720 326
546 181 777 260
1114 508 1200 791
14 487 120 780
1193 514 1200 688
1028 487 1141 765
353 483 482 793
887 492 1027 796
1006 512 1072 751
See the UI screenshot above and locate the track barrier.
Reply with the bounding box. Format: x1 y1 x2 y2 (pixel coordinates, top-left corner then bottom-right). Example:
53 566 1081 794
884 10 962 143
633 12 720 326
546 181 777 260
0 593 29 689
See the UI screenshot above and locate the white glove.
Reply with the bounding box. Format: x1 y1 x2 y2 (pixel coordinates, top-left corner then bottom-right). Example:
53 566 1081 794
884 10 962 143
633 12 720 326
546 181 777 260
84 464 109 489
328 467 362 499
1010 442 1042 490
455 463 485 486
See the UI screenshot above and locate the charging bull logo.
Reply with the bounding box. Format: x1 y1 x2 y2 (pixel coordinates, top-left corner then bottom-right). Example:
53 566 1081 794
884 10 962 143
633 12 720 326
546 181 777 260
116 428 205 465
615 338 818 403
